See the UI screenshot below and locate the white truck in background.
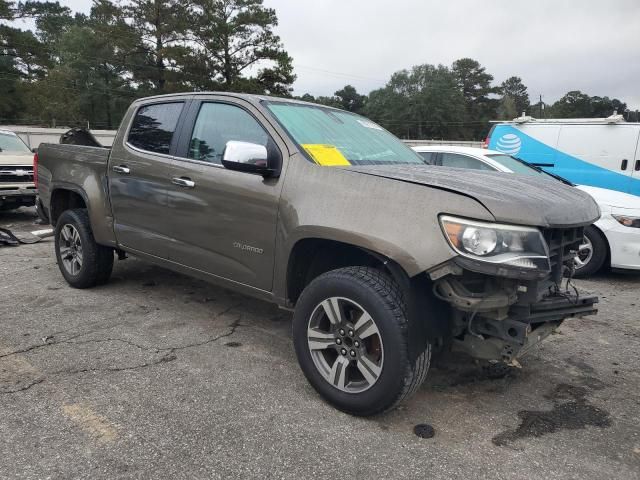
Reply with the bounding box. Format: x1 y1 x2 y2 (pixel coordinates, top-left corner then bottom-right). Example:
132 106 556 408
487 115 640 197
0 129 37 212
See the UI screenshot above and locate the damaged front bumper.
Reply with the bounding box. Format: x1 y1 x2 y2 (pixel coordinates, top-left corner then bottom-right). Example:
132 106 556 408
430 265 598 363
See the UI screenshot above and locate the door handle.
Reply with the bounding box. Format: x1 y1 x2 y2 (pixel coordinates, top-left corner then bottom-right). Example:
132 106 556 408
172 176 195 188
635 160 640 171
112 165 130 174
621 159 628 170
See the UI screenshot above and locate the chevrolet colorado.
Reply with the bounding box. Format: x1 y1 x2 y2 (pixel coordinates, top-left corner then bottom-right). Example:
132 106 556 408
37 93 600 416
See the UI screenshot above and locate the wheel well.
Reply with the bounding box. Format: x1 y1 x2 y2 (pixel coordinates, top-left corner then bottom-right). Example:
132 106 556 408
586 224 611 265
286 238 407 305
50 189 87 225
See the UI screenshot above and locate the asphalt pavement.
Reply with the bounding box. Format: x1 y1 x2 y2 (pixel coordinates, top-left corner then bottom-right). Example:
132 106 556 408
1 207 639 479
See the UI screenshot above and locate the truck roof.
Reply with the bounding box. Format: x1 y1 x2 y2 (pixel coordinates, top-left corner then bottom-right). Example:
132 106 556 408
132 91 337 110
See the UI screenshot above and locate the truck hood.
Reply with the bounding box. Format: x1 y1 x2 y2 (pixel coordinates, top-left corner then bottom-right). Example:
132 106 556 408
0 153 33 166
348 164 600 228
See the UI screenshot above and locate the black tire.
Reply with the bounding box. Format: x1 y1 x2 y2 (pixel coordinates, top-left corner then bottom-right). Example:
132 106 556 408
573 225 608 278
292 266 431 416
54 209 114 288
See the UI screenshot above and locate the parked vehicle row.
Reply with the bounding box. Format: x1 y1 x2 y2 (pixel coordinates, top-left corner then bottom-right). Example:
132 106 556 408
412 146 640 276
36 92 600 416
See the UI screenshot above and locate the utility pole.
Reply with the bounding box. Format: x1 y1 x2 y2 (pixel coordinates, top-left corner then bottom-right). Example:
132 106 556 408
539 94 543 119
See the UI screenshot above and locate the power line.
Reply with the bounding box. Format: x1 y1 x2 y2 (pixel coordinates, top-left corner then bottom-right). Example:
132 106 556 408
292 64 387 84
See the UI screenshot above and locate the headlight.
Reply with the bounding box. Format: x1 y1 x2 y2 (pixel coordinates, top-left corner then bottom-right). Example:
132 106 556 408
440 215 550 271
612 214 640 228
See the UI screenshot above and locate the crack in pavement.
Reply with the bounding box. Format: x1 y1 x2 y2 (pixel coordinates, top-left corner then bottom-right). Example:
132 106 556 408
0 305 245 395
0 378 45 395
0 303 243 359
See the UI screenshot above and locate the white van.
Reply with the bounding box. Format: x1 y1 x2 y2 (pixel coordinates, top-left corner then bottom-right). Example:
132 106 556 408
487 115 640 197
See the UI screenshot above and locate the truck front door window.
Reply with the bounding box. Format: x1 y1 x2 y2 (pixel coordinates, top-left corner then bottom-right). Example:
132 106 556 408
128 102 184 155
188 103 269 164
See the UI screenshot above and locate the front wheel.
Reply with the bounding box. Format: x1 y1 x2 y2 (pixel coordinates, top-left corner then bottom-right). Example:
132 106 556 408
574 225 607 277
55 209 114 288
292 267 431 416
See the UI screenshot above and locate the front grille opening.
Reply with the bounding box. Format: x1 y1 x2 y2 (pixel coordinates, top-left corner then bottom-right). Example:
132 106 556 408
542 227 584 282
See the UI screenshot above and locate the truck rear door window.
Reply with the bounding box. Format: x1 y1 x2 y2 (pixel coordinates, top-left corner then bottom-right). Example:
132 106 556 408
128 102 184 155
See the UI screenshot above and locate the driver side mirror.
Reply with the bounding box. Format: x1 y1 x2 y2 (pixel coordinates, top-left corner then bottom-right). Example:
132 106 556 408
221 140 281 177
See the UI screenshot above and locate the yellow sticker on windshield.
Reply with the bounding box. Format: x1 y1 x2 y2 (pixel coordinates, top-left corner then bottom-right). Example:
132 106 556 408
302 144 350 166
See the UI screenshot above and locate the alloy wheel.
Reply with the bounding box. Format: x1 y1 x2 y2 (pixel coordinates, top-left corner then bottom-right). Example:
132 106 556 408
574 235 593 270
307 297 384 393
59 224 83 275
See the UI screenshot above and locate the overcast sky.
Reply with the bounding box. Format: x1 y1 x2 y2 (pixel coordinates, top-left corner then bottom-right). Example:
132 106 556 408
52 0 640 109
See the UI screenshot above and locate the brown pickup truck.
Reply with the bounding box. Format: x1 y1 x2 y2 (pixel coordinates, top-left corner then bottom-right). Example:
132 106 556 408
37 93 600 416
0 129 36 211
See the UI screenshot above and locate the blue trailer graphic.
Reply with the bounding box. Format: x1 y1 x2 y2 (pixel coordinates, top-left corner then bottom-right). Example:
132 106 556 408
488 121 640 197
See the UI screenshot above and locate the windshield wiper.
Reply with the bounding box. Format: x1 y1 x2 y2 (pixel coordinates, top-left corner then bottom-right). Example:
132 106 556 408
514 157 574 186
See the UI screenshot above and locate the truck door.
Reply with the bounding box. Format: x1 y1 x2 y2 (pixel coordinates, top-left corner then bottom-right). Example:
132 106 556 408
556 124 636 194
108 101 188 258
164 99 286 291
629 127 640 196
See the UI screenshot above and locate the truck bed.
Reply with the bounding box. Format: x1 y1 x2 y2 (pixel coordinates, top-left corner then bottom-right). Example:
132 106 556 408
37 144 117 246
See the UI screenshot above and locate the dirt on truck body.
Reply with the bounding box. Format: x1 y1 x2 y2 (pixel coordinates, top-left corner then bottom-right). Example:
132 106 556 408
36 92 600 416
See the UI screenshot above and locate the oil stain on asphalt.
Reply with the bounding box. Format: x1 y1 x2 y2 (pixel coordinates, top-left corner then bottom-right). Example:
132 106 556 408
492 383 612 447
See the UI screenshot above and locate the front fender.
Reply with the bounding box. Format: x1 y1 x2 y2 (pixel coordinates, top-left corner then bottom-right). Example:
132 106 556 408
271 159 494 305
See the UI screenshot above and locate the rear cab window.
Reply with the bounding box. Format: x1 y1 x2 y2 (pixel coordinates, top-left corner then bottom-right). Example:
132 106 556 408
127 102 184 155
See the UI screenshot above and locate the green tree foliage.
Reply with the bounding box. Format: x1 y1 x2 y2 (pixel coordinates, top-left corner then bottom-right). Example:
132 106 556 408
500 76 529 116
550 90 593 117
334 84 366 113
496 95 517 120
185 0 294 95
590 96 626 117
451 58 499 139
297 85 366 112
0 0 13 19
365 64 465 139
0 0 295 126
546 91 628 118
124 0 191 93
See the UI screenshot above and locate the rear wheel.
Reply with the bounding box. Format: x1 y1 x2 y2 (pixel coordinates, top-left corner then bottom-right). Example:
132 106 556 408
574 225 607 277
293 267 430 416
55 209 113 288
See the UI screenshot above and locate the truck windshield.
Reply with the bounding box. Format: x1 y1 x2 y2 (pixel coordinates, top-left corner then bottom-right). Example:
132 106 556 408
264 102 424 166
0 133 31 154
